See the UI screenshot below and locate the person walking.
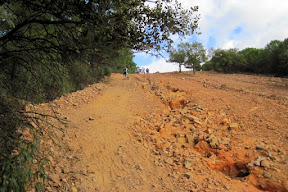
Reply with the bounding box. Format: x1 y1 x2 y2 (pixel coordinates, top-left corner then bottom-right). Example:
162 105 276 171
146 68 149 74
123 67 128 77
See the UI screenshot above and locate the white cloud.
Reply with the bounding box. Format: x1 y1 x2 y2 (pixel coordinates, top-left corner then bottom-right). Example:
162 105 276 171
141 58 178 73
222 40 241 50
134 0 288 72
186 0 288 49
141 58 191 73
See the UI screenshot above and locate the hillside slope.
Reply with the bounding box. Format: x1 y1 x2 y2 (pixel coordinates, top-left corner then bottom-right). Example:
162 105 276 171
37 72 288 192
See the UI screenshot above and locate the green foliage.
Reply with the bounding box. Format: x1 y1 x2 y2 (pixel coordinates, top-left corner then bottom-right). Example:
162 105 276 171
107 49 137 73
204 39 288 76
0 96 47 191
169 47 186 72
0 1 200 190
202 60 214 71
277 38 288 76
169 42 206 73
181 42 207 73
239 48 263 73
0 137 47 192
209 49 247 73
1 0 199 103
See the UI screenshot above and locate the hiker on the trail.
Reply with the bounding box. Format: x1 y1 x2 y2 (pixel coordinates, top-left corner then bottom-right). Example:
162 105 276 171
146 68 149 74
123 67 128 77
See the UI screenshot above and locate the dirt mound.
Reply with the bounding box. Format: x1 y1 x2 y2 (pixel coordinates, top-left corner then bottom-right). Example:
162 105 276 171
35 72 287 191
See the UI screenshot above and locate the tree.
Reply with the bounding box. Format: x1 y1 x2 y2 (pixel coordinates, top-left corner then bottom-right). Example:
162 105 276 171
169 42 206 73
261 40 282 74
210 49 246 73
0 0 200 101
277 38 288 76
169 48 186 72
239 48 263 73
182 42 207 74
108 48 137 73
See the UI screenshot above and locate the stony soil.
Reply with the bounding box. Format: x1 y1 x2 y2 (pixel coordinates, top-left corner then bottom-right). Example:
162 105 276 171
33 72 288 192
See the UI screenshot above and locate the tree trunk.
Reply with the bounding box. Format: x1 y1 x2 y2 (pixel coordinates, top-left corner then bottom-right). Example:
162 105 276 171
179 63 182 72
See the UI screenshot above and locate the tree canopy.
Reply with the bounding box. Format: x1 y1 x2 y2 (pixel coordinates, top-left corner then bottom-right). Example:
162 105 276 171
169 41 206 73
0 0 200 102
202 38 288 76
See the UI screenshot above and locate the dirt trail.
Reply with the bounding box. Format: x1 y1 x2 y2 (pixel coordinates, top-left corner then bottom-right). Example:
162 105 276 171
38 72 288 192
43 74 180 191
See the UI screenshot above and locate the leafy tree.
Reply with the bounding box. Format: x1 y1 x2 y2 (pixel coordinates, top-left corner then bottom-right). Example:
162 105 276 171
202 60 214 71
261 40 282 74
239 48 263 73
169 42 206 73
169 47 186 72
181 42 207 74
277 38 288 76
1 0 200 101
203 39 288 76
210 49 246 73
108 48 137 73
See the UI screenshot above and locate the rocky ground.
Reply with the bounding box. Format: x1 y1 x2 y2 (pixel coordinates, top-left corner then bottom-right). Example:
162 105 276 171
32 72 287 192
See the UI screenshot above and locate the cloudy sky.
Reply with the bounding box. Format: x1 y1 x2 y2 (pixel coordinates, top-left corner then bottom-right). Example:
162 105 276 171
133 0 288 73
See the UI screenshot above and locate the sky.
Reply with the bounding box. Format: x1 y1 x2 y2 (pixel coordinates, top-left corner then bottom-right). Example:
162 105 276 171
133 0 288 73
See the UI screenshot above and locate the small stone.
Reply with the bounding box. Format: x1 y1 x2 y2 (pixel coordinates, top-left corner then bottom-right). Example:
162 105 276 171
55 166 62 173
193 119 202 125
260 160 270 168
185 115 200 122
221 138 230 145
263 171 271 178
183 172 191 179
229 123 239 130
184 160 193 169
49 174 61 186
221 118 229 125
169 100 182 110
209 137 219 149
177 136 186 145
135 164 144 170
223 184 230 190
45 187 54 192
186 135 196 147
89 117 94 120
71 187 78 192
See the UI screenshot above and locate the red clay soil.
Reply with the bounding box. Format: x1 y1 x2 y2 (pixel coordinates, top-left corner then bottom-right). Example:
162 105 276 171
34 72 288 192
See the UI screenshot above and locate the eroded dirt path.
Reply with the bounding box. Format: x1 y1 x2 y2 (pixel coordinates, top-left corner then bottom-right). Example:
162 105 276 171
43 74 181 191
39 72 288 192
